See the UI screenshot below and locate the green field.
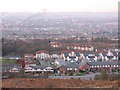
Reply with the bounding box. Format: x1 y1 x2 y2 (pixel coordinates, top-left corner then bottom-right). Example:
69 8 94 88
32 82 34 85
0 59 17 64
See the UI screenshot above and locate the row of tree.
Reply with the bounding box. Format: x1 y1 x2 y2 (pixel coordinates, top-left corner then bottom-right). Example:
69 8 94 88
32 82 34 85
2 38 117 56
2 38 66 56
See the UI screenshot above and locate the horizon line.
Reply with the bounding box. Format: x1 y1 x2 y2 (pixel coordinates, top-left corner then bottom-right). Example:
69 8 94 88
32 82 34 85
0 11 118 13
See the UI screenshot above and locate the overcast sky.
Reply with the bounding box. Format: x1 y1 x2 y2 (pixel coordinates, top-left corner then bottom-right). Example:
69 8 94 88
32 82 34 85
0 0 119 12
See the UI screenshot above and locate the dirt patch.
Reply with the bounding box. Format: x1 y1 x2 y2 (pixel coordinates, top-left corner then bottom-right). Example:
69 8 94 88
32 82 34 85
2 78 119 88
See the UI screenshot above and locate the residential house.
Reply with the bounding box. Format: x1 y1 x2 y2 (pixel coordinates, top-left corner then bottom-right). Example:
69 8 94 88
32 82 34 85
36 50 50 60
86 61 119 72
54 59 71 67
50 42 63 48
24 62 36 67
97 50 110 61
97 53 105 61
2 55 21 60
24 54 34 58
58 63 79 74
24 66 35 73
2 64 22 73
83 51 98 62
72 44 94 51
111 51 119 60
51 53 60 59
9 66 21 73
24 65 54 73
24 54 36 67
79 62 88 71
104 51 116 61
50 42 94 51
60 50 83 62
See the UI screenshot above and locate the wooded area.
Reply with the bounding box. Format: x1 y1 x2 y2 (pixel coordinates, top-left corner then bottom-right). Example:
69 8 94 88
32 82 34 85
2 38 118 56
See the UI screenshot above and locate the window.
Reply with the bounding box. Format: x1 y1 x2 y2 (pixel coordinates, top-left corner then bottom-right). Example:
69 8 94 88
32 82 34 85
88 56 95 58
75 68 77 70
107 56 113 59
67 68 69 70
70 68 72 70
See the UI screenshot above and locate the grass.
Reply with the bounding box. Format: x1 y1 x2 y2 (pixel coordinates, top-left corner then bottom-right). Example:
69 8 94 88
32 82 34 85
76 72 85 76
0 59 17 64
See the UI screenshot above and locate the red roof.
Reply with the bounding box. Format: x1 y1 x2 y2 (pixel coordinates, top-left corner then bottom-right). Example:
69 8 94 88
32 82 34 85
60 50 83 54
97 50 108 53
36 50 49 54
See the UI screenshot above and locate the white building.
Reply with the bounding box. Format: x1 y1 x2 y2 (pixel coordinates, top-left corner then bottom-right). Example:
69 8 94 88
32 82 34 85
60 50 83 62
105 51 116 61
36 50 50 60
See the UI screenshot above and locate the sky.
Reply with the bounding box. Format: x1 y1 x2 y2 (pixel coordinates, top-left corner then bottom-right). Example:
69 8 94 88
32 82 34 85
0 0 119 12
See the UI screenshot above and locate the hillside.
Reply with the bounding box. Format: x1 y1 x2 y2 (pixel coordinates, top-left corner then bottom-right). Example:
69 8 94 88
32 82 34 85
2 78 119 88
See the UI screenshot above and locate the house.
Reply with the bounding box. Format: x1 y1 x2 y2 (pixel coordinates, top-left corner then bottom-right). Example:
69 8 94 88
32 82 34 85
17 59 25 68
23 56 36 67
24 56 35 63
50 42 94 51
24 54 34 58
54 59 72 67
97 53 105 61
83 51 98 61
79 62 88 71
9 66 21 73
60 50 83 62
2 66 13 73
50 42 63 48
45 67 54 72
114 49 120 52
24 65 54 73
86 61 119 72
24 62 36 67
104 51 117 61
2 55 21 60
2 64 22 73
51 54 60 59
24 66 35 73
58 63 79 74
97 50 108 61
73 44 94 51
36 50 50 60
111 51 118 60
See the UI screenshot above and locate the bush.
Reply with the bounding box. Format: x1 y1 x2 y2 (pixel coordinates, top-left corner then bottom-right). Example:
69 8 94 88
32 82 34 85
95 71 119 81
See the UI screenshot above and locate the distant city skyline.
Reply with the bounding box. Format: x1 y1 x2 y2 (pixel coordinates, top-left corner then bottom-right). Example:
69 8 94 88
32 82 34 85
0 0 119 13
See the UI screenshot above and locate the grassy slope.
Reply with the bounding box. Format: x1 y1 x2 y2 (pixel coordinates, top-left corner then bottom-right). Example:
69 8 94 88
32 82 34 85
0 59 17 64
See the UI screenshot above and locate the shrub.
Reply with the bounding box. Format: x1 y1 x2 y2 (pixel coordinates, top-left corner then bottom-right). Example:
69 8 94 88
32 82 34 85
44 83 56 88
